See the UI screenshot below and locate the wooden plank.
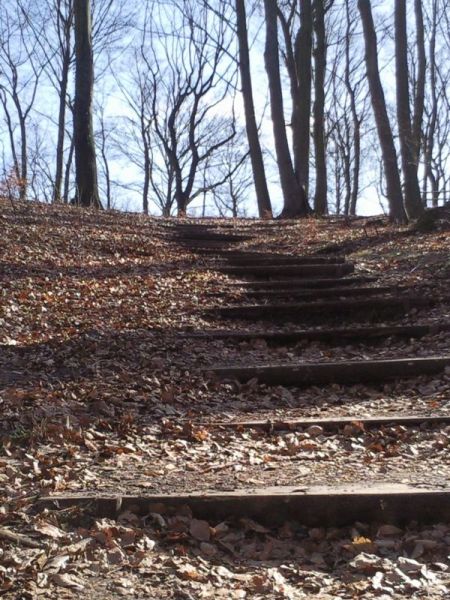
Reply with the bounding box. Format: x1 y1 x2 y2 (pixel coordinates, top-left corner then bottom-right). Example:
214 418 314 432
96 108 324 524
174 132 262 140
227 276 378 289
217 263 355 278
205 295 446 321
181 323 450 344
221 255 346 266
208 356 450 386
225 285 396 300
187 414 450 432
177 241 247 250
39 484 450 526
174 234 253 243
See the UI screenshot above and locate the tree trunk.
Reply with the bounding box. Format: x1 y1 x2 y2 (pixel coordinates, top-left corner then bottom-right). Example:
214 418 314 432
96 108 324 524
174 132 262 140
53 51 70 203
263 0 309 218
424 0 438 208
344 0 360 216
395 0 423 219
18 113 28 201
63 134 75 203
412 0 426 171
293 0 313 194
358 0 406 223
235 0 273 218
73 0 101 208
312 0 327 215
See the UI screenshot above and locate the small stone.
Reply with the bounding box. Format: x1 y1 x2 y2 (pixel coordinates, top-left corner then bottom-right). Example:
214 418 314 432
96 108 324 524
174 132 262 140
306 425 324 437
377 524 403 537
397 557 422 573
200 542 217 557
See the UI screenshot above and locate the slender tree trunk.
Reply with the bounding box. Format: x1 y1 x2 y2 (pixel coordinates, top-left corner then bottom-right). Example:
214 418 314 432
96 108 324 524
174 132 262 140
73 0 101 208
424 0 438 208
53 53 70 203
358 0 406 223
412 0 426 169
312 0 327 215
235 0 273 218
293 0 312 194
99 125 111 210
0 96 20 183
344 0 360 216
18 114 28 201
141 118 150 215
63 134 75 203
395 0 423 219
143 152 150 215
264 0 309 217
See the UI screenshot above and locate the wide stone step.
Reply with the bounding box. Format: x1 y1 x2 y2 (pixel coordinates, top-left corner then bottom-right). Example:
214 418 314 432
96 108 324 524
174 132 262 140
217 263 355 278
181 322 450 344
208 356 450 386
204 295 445 321
40 483 450 526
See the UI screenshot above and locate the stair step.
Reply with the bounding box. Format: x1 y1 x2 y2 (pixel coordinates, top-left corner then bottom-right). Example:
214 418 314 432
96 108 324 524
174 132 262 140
185 414 450 432
40 483 450 526
207 355 450 386
181 322 450 344
227 276 377 289
234 285 396 300
217 263 355 278
174 234 252 243
220 255 346 266
204 295 446 321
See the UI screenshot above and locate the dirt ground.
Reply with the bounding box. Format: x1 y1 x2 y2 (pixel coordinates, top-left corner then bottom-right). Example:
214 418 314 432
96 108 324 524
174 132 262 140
1 200 450 598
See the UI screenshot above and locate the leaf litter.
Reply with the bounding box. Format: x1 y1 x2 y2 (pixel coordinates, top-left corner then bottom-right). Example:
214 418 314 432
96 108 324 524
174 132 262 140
1 200 450 597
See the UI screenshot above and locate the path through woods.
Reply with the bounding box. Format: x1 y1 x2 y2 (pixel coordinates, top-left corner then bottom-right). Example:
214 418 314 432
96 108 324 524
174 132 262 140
1 202 450 597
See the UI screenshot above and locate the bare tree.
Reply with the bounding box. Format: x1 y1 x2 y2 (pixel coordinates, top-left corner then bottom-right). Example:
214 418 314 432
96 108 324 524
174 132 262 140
0 2 47 201
358 0 406 223
412 0 426 170
73 0 101 207
118 0 238 217
395 0 423 219
236 0 273 218
312 0 332 215
18 0 74 204
264 0 309 217
278 0 313 195
210 136 253 217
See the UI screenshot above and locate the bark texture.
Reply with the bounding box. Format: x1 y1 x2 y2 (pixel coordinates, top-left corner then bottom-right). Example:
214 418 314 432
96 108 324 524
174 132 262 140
73 0 101 208
312 0 328 215
358 0 406 223
264 0 309 217
395 0 423 219
293 0 313 194
236 0 273 218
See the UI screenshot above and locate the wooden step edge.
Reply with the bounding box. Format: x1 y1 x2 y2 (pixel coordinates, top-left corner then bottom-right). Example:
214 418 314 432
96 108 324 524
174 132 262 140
218 257 347 265
180 323 450 342
226 277 378 289
207 285 397 298
207 294 450 313
217 264 355 274
207 356 450 386
39 483 450 526
174 235 254 242
182 414 450 432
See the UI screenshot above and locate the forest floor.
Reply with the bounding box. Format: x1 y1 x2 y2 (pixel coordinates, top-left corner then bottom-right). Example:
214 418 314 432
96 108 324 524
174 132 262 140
1 199 450 598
